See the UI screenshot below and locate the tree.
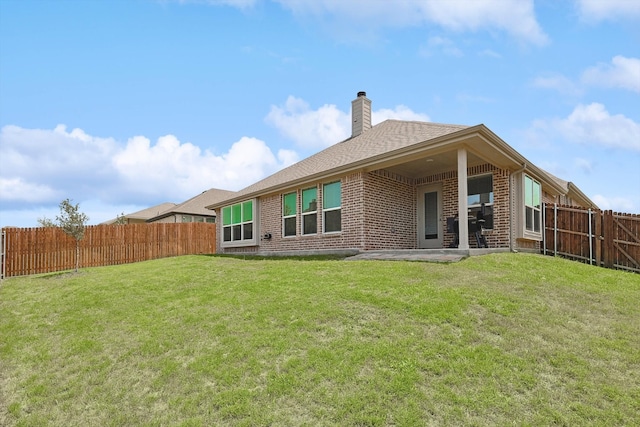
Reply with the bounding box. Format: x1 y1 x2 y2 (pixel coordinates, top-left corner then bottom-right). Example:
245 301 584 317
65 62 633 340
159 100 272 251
48 199 89 272
113 212 127 225
37 216 56 227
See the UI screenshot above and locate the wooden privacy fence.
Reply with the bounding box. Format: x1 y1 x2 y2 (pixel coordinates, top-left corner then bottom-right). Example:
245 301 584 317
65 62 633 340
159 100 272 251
543 204 640 273
1 222 217 278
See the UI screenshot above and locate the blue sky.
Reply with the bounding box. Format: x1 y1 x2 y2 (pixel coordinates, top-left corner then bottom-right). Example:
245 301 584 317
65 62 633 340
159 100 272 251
1 0 639 227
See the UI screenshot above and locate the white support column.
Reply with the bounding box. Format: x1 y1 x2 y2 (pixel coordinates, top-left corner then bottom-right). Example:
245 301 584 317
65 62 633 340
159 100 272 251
457 147 469 250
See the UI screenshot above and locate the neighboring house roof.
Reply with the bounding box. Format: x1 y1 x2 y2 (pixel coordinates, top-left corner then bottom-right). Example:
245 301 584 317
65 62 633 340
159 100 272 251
207 118 596 210
147 188 236 222
101 202 177 224
128 202 178 220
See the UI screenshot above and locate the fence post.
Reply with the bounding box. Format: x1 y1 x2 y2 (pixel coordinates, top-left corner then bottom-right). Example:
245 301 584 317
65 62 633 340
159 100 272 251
542 203 547 256
589 208 593 265
603 210 614 269
1 229 5 280
553 203 558 257
594 210 602 266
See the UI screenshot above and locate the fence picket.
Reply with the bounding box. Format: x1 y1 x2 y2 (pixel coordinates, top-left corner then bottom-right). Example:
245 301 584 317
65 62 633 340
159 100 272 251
1 223 216 278
544 204 639 273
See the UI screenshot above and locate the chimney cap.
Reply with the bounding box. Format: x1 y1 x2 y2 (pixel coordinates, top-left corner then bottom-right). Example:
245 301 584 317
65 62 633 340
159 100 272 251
357 91 367 97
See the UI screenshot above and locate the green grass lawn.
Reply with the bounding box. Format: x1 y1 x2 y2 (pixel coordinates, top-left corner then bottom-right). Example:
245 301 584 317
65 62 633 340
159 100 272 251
1 253 639 426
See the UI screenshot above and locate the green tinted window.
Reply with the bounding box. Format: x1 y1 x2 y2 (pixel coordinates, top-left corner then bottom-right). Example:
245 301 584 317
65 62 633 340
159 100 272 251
283 192 297 216
242 201 253 222
232 204 242 224
533 180 541 208
323 181 341 209
222 206 231 226
302 187 317 213
223 200 255 243
525 176 533 206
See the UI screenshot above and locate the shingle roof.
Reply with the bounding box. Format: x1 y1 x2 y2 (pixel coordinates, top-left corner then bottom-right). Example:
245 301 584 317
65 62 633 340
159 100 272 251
210 120 468 207
101 202 177 224
127 202 177 220
149 188 236 221
542 170 597 208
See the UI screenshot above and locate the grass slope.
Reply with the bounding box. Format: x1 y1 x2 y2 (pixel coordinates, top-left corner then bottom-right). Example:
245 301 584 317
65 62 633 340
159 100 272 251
1 253 639 426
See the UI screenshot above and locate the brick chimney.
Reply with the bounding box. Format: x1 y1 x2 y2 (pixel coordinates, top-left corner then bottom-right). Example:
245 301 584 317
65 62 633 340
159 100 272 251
351 91 371 137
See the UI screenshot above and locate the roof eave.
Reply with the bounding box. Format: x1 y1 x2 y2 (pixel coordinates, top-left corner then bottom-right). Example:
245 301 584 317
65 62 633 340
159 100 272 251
206 127 478 209
567 182 598 209
474 125 571 196
206 124 575 209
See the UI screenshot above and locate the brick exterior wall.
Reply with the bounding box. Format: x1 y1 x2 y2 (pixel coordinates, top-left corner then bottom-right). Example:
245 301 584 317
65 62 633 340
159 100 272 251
415 164 511 249
222 173 368 254
362 171 416 249
217 162 516 254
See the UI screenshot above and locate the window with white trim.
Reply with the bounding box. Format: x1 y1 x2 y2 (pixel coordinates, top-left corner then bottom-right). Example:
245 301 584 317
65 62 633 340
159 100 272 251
222 200 254 243
283 192 297 237
524 175 541 233
323 181 341 233
302 187 318 235
467 174 493 229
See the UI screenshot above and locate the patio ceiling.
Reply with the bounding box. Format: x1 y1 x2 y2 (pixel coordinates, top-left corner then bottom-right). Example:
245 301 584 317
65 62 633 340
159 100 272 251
383 150 487 178
367 131 523 180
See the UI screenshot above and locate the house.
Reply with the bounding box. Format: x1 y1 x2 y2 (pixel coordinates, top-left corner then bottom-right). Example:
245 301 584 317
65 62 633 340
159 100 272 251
207 92 596 255
147 188 236 224
102 202 177 225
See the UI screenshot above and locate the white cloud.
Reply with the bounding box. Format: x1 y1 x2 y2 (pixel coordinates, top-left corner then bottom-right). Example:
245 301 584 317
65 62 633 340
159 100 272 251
265 96 350 148
0 178 60 203
574 157 593 174
478 49 502 59
110 134 297 200
271 0 548 45
533 56 640 97
529 103 640 151
581 56 640 93
420 0 547 45
266 96 431 148
591 195 637 213
532 74 582 96
0 124 120 201
0 124 297 213
534 158 639 213
575 0 640 22
373 106 431 124
419 36 463 57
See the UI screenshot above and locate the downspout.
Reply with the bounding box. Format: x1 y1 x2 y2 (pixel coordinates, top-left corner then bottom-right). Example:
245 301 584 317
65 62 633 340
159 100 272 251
510 163 527 252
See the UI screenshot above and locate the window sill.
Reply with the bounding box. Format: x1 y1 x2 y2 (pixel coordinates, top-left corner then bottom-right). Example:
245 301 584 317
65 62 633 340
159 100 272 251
221 239 258 248
520 230 542 241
